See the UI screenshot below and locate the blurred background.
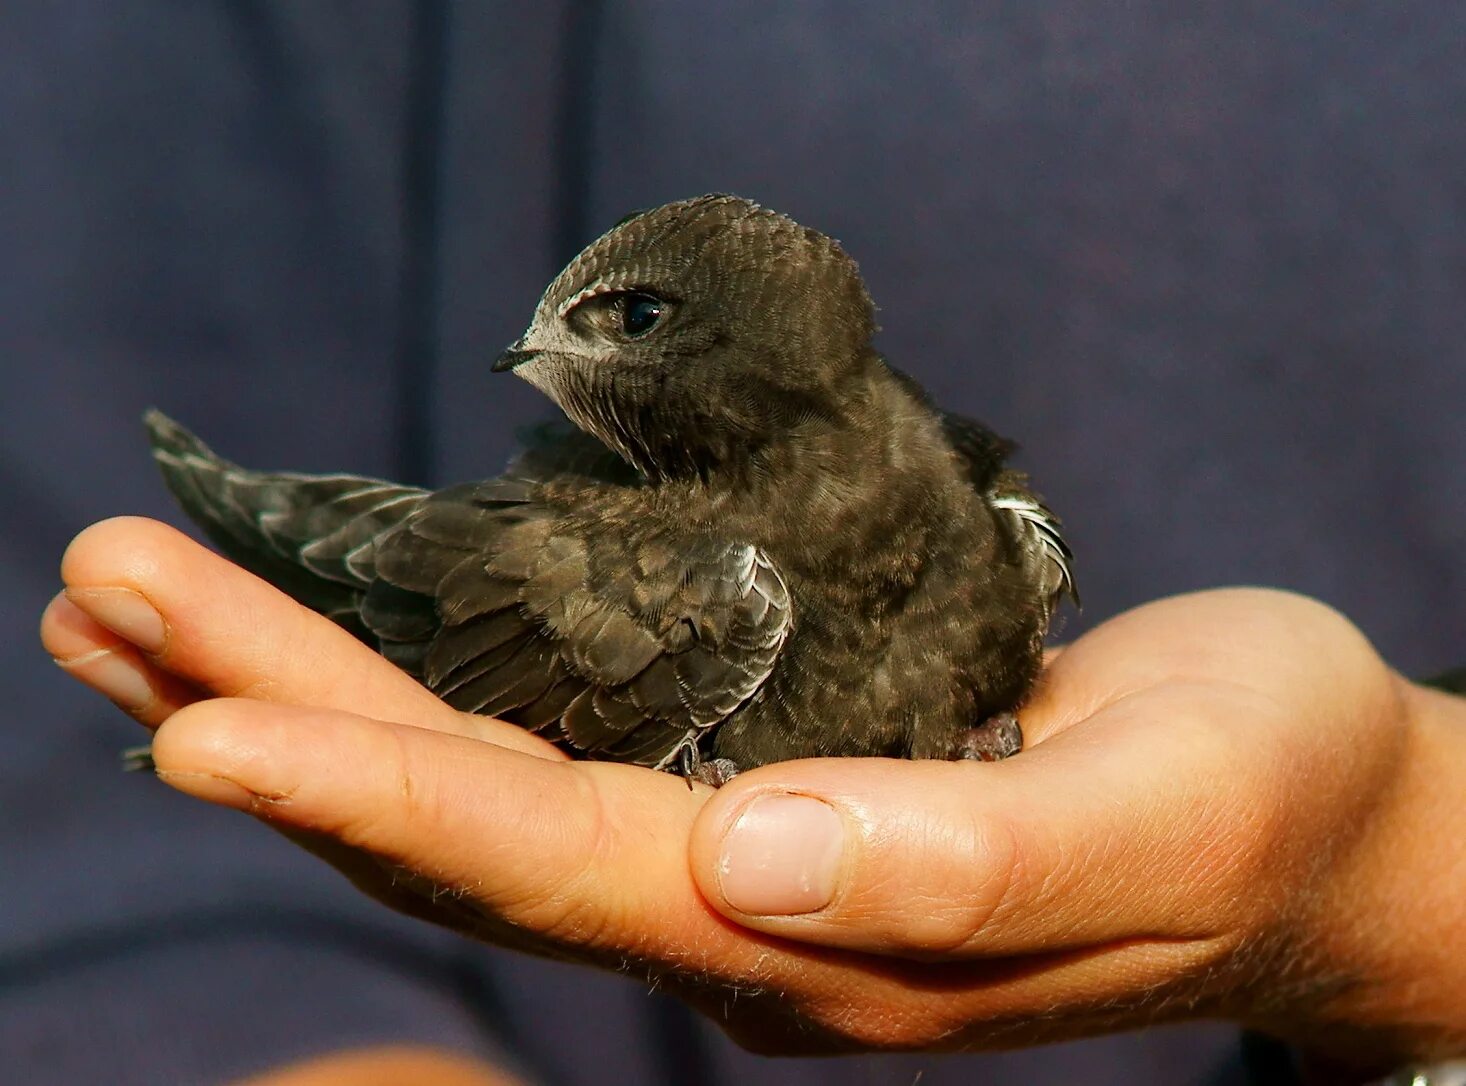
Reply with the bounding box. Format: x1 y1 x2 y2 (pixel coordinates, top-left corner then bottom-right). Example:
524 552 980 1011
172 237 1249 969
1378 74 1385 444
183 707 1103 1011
4 3 1462 1083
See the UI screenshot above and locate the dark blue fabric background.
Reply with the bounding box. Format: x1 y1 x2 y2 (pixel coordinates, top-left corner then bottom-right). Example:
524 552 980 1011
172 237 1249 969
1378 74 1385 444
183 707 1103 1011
4 3 1462 1082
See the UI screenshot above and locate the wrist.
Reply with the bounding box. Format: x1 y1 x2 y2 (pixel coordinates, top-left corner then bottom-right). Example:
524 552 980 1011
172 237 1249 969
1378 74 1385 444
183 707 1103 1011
1263 677 1466 1073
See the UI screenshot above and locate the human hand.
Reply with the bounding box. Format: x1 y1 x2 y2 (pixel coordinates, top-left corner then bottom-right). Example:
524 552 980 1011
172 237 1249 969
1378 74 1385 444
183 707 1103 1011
42 517 1466 1074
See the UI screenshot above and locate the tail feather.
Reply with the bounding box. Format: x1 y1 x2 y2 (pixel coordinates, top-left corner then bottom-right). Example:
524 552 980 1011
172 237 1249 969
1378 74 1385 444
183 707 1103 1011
143 410 428 636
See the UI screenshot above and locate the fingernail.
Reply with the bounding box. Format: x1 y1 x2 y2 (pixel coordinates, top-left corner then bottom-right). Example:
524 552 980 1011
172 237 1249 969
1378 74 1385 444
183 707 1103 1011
155 770 256 811
54 648 155 711
716 793 845 916
65 588 167 655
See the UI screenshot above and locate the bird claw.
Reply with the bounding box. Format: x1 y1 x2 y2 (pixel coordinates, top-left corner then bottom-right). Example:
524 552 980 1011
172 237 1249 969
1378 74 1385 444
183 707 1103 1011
955 712 1023 761
676 741 699 787
668 738 740 788
671 735 738 785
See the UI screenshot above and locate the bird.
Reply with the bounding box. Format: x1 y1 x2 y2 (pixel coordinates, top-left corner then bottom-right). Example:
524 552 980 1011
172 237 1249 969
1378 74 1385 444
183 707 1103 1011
145 194 1075 785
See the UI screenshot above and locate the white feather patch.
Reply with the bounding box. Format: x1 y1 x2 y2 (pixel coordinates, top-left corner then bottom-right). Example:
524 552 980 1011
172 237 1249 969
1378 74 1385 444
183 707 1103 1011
990 495 1077 602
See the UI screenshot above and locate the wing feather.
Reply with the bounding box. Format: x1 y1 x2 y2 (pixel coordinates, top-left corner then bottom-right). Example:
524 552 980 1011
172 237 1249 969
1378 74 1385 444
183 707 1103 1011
367 492 793 767
146 412 793 771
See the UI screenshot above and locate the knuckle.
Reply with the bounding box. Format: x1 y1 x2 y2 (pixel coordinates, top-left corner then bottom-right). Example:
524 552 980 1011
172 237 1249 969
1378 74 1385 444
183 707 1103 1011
871 810 1025 956
890 898 992 957
334 721 422 845
486 767 624 946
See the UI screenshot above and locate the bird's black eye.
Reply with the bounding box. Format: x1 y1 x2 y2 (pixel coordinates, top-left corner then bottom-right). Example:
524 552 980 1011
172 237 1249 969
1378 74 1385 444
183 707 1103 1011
619 293 665 337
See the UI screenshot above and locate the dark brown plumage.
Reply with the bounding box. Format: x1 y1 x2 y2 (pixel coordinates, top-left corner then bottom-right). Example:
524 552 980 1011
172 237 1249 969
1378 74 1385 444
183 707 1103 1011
147 195 1075 782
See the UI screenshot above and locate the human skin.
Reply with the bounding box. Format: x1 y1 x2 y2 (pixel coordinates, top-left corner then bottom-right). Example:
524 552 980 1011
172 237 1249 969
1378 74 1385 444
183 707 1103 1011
41 517 1466 1080
234 1047 524 1086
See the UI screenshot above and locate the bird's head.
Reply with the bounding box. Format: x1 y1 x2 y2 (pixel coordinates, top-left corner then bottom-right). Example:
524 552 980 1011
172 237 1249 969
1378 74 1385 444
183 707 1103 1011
493 194 876 480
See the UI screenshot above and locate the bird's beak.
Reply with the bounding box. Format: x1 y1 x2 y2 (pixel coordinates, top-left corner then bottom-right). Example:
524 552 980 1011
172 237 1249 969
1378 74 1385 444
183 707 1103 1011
492 346 541 373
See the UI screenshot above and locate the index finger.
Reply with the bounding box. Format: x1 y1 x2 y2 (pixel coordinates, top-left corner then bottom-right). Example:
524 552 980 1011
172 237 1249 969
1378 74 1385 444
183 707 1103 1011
52 516 562 758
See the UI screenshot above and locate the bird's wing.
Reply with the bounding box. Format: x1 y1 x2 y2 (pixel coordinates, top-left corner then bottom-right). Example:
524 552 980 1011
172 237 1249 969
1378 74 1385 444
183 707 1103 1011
146 410 428 637
988 480 1078 611
366 486 794 767
874 373 1076 615
926 407 1078 612
937 410 1018 494
932 407 1084 609
147 411 791 767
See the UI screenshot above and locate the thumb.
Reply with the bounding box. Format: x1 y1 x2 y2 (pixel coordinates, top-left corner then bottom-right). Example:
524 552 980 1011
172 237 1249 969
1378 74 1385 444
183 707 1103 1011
689 683 1291 960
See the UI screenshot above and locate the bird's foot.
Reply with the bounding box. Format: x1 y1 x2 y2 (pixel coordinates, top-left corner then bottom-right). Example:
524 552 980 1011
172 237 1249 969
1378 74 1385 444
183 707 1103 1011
661 734 740 788
955 712 1023 762
690 757 741 788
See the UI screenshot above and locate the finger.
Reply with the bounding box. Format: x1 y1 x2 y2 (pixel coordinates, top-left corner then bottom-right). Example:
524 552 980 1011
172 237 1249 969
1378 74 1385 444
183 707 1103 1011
58 517 562 758
233 1046 527 1086
150 699 740 964
691 584 1398 960
689 680 1299 960
59 516 455 724
149 698 1245 1051
41 592 199 726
